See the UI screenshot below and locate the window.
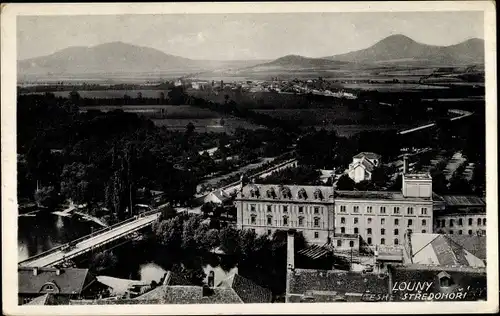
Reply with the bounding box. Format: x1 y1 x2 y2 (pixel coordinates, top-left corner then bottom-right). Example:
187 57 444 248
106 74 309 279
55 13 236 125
450 219 454 227
314 232 319 239
44 284 55 291
283 216 289 226
366 206 373 213
354 217 359 224
341 217 346 224
394 238 399 245
483 218 486 226
353 206 359 213
422 230 426 233
381 218 386 225
341 227 346 234
477 218 481 225
439 274 453 287
283 206 288 213
458 218 463 226
267 205 272 212
394 219 399 226
381 238 385 245
314 207 319 214
381 228 385 235
367 217 372 224
394 229 399 235
298 206 304 213
314 217 320 227
449 230 453 234
354 227 359 234
349 241 354 248
469 218 473 225
340 205 346 212
422 219 427 226
251 215 256 224
298 217 304 227
250 204 256 212
267 216 272 225
468 230 473 235
407 207 413 215
367 237 372 245
267 229 272 235
393 207 400 214
421 207 428 215
407 219 413 227
380 207 386 214
367 228 372 235
458 230 463 235
336 240 342 247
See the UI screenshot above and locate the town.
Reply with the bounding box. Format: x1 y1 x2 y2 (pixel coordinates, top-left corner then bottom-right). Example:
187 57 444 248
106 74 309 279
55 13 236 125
14 10 488 307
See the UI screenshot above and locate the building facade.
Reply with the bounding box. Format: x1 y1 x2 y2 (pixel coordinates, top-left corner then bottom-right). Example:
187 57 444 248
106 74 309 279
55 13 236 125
347 152 382 183
236 172 434 250
433 195 486 236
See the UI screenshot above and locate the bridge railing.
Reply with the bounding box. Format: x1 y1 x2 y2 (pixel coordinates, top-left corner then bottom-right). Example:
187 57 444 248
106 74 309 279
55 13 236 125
19 210 160 265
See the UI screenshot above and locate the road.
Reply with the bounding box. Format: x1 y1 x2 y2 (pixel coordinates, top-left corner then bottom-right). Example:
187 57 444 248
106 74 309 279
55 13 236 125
19 212 160 268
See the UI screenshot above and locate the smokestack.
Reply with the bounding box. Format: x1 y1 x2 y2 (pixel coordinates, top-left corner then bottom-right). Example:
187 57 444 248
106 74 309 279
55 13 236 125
286 229 296 303
208 271 215 288
402 155 408 175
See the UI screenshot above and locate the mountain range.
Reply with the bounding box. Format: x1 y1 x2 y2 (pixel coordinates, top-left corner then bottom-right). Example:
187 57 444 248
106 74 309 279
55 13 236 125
18 35 484 78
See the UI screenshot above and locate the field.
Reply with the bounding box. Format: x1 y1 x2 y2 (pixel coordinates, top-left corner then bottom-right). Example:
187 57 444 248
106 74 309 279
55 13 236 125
80 104 263 133
340 83 449 92
21 89 168 99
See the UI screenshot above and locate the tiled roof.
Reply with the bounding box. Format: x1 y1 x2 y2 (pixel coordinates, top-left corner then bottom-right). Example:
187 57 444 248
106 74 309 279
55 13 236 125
18 267 91 295
288 269 390 296
391 265 486 301
298 244 333 260
25 294 50 305
447 235 486 260
335 190 432 202
133 285 243 304
238 184 333 202
441 195 486 207
353 152 381 160
409 233 485 267
163 271 193 286
217 274 272 303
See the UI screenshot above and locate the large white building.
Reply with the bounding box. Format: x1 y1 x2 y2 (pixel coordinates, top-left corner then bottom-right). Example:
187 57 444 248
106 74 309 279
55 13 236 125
236 169 434 251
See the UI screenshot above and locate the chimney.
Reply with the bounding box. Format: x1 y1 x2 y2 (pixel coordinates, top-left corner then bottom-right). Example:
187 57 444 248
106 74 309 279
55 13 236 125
286 229 296 303
56 268 61 276
402 155 408 175
202 285 214 297
32 267 39 276
207 271 215 288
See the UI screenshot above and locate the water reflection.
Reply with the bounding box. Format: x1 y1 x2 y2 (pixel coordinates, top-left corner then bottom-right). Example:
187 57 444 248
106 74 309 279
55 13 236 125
18 212 100 261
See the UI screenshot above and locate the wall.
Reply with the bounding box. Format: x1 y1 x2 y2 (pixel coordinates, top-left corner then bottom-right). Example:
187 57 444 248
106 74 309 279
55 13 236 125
335 199 433 247
434 212 487 236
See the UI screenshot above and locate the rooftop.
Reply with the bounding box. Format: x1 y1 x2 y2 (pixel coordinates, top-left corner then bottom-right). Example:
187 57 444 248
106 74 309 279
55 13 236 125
441 195 486 207
18 267 93 295
353 152 381 160
132 285 243 304
237 184 333 203
217 274 272 303
334 190 432 202
288 269 390 296
403 173 432 180
407 233 485 268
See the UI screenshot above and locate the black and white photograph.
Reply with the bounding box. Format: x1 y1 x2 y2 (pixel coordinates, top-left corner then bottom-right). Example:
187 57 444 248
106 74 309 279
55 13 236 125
1 2 497 315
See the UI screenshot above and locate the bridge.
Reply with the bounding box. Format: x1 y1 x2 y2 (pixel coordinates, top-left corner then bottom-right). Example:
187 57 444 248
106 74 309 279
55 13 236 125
398 109 473 135
19 210 161 268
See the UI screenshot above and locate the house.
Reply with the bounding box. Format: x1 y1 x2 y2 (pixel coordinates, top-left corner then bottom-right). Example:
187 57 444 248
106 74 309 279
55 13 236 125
18 267 109 305
402 232 485 268
204 189 232 205
23 293 70 306
348 152 382 183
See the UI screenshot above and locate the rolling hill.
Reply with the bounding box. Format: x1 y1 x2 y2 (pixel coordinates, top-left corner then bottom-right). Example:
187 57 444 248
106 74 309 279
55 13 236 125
325 34 484 66
17 42 267 78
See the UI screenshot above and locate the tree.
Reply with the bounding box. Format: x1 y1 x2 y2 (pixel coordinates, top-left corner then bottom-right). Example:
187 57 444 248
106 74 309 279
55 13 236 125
432 171 449 194
35 186 61 209
158 203 177 220
218 226 241 256
201 202 214 218
186 122 195 135
153 216 184 250
89 250 118 274
335 174 355 191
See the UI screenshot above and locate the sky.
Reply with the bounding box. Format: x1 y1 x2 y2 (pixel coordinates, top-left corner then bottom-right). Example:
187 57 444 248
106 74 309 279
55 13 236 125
17 12 484 61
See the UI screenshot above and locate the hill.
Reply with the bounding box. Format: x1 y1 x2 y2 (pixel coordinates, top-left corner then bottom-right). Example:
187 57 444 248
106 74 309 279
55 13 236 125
17 42 266 78
325 35 484 66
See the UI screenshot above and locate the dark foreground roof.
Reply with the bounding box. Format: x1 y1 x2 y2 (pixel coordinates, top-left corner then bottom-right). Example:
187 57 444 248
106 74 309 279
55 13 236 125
217 274 272 303
18 267 92 295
